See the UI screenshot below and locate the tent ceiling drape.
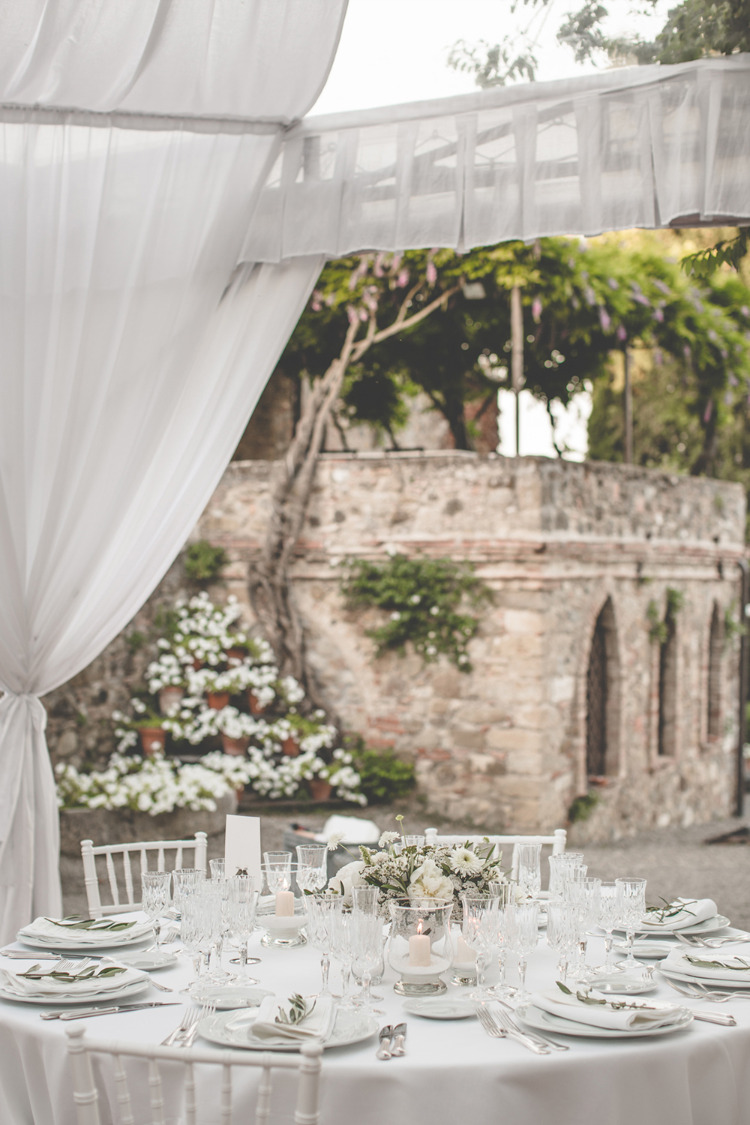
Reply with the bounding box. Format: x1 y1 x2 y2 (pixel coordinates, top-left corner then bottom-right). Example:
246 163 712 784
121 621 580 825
0 0 748 944
243 54 750 263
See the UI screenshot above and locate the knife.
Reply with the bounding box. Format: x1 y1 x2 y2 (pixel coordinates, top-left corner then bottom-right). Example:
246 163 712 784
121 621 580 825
391 1022 407 1056
40 1002 180 1021
375 1025 393 1060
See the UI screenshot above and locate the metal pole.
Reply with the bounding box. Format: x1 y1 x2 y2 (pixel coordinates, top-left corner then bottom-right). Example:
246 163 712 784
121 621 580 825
511 285 523 457
623 347 633 464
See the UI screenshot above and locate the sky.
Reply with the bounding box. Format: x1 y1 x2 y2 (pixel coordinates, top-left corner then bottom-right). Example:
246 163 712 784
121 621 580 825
312 0 674 116
311 1 675 458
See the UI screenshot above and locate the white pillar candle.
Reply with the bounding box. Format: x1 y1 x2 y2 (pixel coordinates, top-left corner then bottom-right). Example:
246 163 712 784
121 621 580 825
454 936 477 964
408 932 431 967
275 890 295 917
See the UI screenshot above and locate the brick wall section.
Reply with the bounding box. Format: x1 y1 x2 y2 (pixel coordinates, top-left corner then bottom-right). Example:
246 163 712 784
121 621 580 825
44 452 745 843
192 452 745 841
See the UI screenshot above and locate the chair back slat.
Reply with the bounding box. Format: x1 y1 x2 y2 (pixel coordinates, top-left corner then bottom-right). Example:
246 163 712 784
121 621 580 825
105 853 120 908
221 1063 232 1125
257 1065 273 1125
122 852 135 906
65 1029 323 1125
185 1061 197 1125
113 1054 135 1125
80 833 209 917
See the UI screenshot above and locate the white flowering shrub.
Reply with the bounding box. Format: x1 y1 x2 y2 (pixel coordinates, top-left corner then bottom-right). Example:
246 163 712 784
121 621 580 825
76 592 367 811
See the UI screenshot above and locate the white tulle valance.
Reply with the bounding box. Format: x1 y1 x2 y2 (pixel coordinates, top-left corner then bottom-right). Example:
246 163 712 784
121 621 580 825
244 54 750 262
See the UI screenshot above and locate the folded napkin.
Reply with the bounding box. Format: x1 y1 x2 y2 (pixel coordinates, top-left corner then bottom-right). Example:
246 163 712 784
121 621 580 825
229 995 335 1043
662 947 750 983
531 987 685 1032
18 916 153 946
641 898 718 931
0 964 143 999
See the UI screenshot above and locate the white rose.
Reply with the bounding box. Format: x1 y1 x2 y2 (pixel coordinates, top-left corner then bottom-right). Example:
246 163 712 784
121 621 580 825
407 858 454 903
327 860 365 905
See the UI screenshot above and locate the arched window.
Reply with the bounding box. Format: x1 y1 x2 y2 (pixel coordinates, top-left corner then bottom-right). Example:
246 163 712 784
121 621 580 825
657 602 679 757
707 602 723 740
586 598 619 779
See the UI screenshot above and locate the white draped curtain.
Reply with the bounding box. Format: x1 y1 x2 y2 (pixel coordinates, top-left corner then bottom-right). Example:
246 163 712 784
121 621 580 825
0 0 346 942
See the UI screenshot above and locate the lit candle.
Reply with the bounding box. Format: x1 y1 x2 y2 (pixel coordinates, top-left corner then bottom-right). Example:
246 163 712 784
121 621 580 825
454 936 476 965
408 921 431 967
275 890 295 917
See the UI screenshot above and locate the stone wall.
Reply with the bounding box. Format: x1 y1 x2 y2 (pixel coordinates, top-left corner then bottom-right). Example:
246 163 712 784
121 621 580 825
46 452 747 842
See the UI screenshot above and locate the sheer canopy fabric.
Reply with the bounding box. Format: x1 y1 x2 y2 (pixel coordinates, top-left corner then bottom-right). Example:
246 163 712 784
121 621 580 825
244 54 750 263
0 0 345 942
0 0 346 123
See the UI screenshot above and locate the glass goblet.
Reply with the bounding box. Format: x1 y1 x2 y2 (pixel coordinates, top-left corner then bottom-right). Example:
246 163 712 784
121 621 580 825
296 845 328 894
515 843 542 899
546 900 578 984
594 881 620 974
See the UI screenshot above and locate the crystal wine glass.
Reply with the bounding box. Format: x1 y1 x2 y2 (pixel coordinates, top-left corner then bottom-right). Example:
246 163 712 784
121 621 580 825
506 900 540 1001
615 876 648 977
515 843 542 899
295 846 328 894
226 875 259 983
350 911 385 1013
141 870 172 945
461 894 499 1002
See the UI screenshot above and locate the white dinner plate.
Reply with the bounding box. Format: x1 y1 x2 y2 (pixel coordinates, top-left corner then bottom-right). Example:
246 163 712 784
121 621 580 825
403 996 476 1020
198 1006 378 1051
104 950 177 972
659 964 750 991
517 1003 693 1039
613 939 675 959
583 975 657 996
17 918 155 953
624 915 731 937
189 985 273 1011
0 977 150 1006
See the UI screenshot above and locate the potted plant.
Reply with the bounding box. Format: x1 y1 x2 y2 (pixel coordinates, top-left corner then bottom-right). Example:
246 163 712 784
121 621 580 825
113 699 168 757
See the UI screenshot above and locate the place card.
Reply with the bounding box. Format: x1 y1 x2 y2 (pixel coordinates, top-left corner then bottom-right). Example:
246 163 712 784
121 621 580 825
224 814 262 887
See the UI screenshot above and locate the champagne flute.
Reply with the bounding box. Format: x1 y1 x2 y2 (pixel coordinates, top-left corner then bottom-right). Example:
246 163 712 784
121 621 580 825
506 900 539 1001
305 894 340 997
141 871 172 945
226 875 259 983
350 912 385 1013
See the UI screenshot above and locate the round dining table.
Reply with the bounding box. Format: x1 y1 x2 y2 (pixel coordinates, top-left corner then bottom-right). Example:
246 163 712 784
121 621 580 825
1 915 749 1125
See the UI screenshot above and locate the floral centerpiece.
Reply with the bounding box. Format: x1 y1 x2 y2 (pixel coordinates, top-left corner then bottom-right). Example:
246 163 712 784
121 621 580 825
328 825 508 918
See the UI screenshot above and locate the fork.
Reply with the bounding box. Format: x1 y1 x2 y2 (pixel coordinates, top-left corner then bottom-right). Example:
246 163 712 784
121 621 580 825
181 1001 215 1048
476 1004 550 1054
676 933 750 949
161 1007 197 1046
494 1001 569 1051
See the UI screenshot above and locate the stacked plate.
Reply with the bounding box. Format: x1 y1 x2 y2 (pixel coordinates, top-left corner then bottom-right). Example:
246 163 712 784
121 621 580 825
0 962 150 1006
517 987 693 1039
17 916 154 952
624 898 730 938
660 947 750 990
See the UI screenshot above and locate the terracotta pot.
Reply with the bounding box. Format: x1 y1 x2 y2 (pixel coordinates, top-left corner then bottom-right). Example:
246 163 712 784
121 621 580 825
158 686 184 716
221 733 249 756
138 727 166 756
207 690 230 710
247 690 266 716
308 778 332 801
281 735 300 757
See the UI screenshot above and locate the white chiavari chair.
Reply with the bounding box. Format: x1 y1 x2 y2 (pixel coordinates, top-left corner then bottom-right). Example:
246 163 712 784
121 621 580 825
81 833 208 918
66 1025 323 1125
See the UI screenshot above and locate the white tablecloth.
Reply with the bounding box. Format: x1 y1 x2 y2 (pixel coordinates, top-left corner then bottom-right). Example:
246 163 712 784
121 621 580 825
1 919 750 1125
